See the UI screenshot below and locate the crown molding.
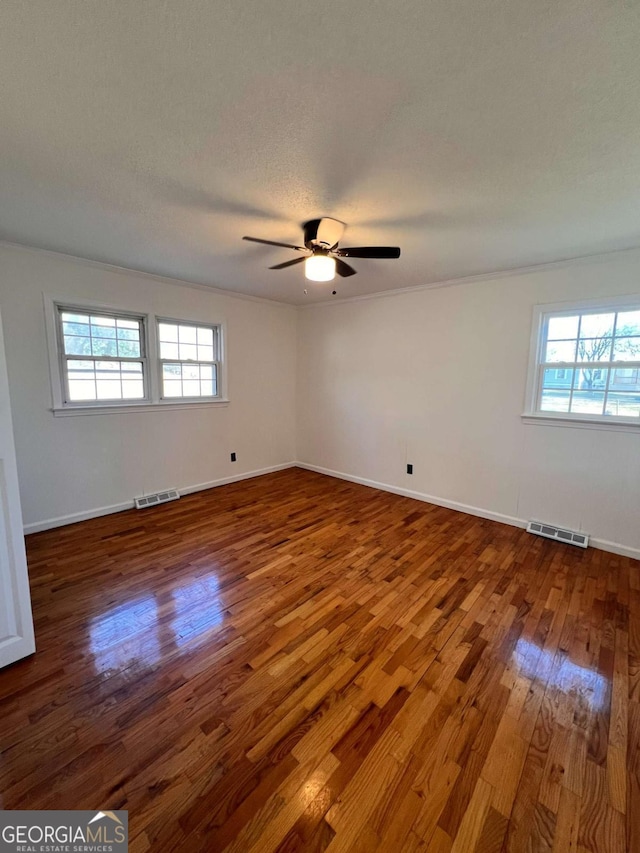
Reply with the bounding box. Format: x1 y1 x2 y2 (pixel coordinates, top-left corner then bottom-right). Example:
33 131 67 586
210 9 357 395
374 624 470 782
0 239 293 308
4 237 640 311
300 243 640 309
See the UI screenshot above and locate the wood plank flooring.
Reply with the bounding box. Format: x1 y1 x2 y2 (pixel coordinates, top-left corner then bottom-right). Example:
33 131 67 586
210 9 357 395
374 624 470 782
1 468 638 851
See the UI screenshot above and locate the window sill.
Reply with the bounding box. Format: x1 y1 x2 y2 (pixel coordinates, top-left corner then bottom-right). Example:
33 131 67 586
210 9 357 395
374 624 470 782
521 412 640 433
52 400 230 417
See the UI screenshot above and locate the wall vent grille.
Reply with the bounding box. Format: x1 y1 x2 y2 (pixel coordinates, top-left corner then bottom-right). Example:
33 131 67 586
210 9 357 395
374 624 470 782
527 521 588 549
135 489 180 510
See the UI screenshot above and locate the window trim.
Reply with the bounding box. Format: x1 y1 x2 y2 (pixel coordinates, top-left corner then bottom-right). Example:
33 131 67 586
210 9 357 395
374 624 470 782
44 295 229 414
156 316 223 403
523 294 640 431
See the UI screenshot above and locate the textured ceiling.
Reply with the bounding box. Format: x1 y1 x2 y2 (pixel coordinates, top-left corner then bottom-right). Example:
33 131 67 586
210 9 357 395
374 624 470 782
1 1 640 304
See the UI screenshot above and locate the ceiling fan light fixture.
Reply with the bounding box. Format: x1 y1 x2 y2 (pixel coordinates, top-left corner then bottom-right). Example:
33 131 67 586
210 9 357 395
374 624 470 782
305 254 336 282
244 219 400 284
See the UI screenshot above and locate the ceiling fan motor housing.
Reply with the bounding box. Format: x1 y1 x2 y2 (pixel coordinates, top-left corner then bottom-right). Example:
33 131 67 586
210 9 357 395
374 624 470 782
304 218 345 250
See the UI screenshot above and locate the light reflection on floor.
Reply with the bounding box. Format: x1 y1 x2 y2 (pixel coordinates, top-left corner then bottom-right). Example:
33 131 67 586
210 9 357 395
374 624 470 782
89 574 224 675
89 595 161 673
171 576 224 647
512 638 608 711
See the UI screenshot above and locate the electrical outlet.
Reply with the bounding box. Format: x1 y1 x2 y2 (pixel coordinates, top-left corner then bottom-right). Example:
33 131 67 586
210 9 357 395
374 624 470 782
230 452 237 462
406 463 413 475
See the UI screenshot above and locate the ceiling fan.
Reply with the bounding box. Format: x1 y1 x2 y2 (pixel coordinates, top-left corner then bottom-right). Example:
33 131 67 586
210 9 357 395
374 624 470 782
243 218 401 282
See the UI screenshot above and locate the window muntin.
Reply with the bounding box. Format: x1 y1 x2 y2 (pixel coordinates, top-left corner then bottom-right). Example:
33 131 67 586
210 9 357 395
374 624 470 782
58 309 147 403
536 305 640 421
158 321 219 399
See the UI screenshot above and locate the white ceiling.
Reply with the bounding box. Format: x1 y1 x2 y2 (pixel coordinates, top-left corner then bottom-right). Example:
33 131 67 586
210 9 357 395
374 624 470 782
1 1 640 305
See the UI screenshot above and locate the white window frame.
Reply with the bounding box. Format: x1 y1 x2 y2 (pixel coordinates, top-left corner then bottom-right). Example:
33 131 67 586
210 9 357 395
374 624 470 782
44 295 229 416
523 294 640 431
54 303 150 408
156 317 223 402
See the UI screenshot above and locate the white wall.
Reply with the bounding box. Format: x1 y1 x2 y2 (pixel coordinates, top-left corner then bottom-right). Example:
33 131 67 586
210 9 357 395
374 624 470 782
2 242 639 557
0 244 297 530
297 250 640 558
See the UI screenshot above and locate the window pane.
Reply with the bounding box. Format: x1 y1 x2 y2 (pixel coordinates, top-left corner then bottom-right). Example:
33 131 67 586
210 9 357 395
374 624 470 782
183 363 199 380
540 389 570 413
122 380 144 399
163 380 182 397
570 392 605 415
163 363 181 378
116 327 140 341
183 379 200 396
63 321 90 337
197 345 214 362
178 343 197 361
116 318 139 330
96 365 120 381
545 340 577 362
67 360 95 378
68 380 96 401
64 335 92 356
540 368 573 412
612 367 639 386
159 323 178 342
117 339 141 358
576 338 612 362
547 316 579 340
90 320 116 339
178 325 197 344
96 379 123 400
575 367 608 391
612 337 640 361
61 312 89 325
617 310 640 337
160 341 179 359
579 312 615 338
197 327 214 346
542 367 573 389
605 393 640 418
200 364 213 380
91 337 118 357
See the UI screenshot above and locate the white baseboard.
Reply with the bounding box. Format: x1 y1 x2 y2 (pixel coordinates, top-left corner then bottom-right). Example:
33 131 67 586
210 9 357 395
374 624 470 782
587 537 640 560
23 463 296 534
296 462 640 561
177 463 295 497
24 460 640 560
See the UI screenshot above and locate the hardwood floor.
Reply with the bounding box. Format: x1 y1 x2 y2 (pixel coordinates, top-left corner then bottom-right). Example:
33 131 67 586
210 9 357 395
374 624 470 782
1 468 638 851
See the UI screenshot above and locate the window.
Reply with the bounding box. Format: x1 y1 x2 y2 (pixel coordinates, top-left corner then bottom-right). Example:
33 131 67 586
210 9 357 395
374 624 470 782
57 307 147 404
158 320 220 399
528 300 640 424
612 367 639 385
48 299 227 413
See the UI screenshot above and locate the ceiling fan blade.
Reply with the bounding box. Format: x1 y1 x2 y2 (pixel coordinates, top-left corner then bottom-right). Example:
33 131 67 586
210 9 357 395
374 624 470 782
334 246 401 259
269 257 307 270
335 258 357 277
243 236 306 251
